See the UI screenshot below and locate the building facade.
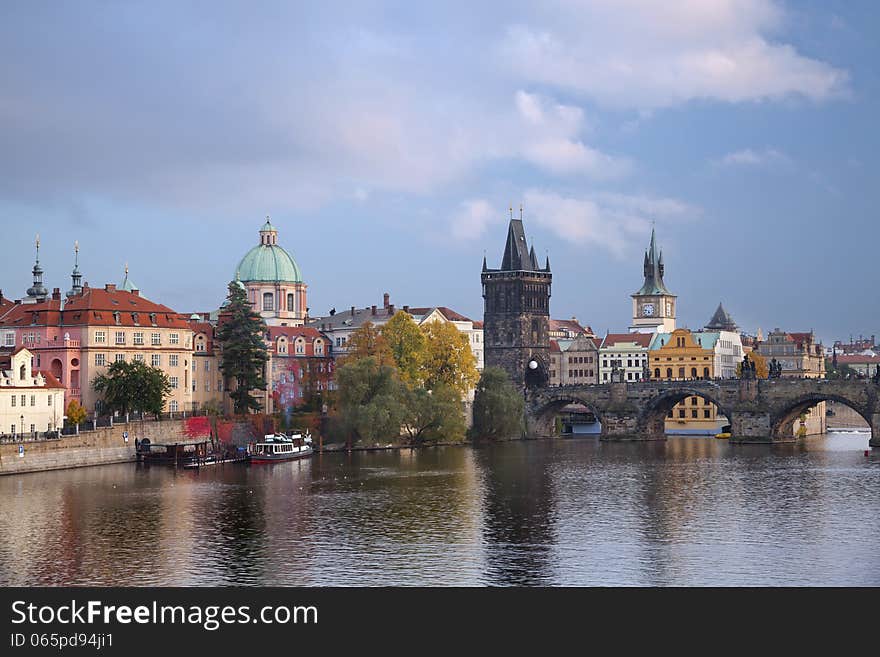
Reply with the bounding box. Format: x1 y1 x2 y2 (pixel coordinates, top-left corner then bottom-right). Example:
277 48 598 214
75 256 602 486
599 333 652 383
549 334 599 386
482 214 552 388
0 348 65 438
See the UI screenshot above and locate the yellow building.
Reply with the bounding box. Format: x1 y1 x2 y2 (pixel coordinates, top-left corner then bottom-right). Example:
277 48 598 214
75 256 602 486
649 328 725 434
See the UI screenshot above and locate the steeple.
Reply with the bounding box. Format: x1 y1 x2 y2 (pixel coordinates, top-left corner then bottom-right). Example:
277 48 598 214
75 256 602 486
120 263 140 294
705 302 738 332
529 245 539 270
634 226 671 296
500 217 534 271
67 240 83 299
26 234 48 303
259 215 278 246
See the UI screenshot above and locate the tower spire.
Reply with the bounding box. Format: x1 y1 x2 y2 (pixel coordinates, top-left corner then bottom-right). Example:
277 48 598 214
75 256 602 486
26 233 48 303
67 240 83 299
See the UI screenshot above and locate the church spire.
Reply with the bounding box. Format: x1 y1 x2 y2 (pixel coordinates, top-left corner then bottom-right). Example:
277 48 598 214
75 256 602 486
26 234 48 303
67 240 83 299
634 226 671 296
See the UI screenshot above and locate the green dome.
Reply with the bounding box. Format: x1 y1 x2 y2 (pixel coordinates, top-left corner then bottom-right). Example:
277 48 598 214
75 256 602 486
236 220 303 283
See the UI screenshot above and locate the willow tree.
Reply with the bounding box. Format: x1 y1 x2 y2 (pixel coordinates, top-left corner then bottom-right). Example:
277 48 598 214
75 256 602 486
216 280 269 414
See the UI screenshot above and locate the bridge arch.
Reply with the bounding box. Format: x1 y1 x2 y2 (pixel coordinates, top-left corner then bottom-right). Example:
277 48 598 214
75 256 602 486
770 392 872 440
638 386 732 437
527 388 607 438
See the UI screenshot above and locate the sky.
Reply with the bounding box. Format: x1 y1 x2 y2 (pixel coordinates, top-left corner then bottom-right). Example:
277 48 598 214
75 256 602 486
1 1 877 345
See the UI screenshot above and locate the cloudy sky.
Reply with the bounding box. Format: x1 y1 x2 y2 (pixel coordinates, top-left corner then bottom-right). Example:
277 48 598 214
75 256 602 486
1 1 876 343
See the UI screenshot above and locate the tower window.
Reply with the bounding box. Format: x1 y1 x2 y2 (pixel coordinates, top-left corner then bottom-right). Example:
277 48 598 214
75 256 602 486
287 293 295 312
263 293 274 311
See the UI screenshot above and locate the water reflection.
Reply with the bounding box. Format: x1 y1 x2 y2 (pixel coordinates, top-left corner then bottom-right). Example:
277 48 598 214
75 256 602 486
0 434 878 586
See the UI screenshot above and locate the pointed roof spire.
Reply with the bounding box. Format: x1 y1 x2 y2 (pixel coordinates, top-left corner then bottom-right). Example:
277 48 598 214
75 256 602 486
67 241 84 299
705 302 738 331
26 233 48 302
634 225 672 296
500 215 532 271
482 251 487 272
121 263 140 294
545 253 551 272
529 244 539 269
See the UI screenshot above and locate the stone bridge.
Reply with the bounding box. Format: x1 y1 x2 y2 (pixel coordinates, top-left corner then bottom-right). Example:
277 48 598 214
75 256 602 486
526 378 880 446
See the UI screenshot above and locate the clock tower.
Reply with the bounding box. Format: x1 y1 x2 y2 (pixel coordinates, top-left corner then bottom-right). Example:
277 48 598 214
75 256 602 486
629 227 676 333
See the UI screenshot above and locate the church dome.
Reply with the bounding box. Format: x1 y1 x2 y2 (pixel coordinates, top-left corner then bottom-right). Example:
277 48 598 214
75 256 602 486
236 218 303 283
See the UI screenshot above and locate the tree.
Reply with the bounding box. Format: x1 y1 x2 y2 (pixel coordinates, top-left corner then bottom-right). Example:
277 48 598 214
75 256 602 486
92 360 172 416
216 280 269 414
343 321 394 366
382 311 427 386
736 351 769 379
401 384 466 444
65 399 87 426
335 356 406 445
825 357 859 380
471 367 524 441
420 321 479 397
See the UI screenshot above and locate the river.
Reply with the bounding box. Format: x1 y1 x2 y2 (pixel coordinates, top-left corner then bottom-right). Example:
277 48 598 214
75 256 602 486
1 431 878 586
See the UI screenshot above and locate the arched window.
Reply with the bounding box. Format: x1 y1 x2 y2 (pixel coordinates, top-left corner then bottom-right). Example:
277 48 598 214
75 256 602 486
666 368 672 379
19 364 26 381
287 293 295 312
703 367 710 379
262 293 274 311
654 368 661 379
678 367 685 379
690 367 698 379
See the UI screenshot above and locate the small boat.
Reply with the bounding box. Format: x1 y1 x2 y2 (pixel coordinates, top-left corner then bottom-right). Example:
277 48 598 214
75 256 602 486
248 431 313 464
714 432 731 439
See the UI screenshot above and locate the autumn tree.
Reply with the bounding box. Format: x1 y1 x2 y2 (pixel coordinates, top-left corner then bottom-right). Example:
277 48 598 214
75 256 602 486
216 280 269 414
343 321 394 367
382 311 427 386
420 321 479 397
65 399 87 426
471 367 524 441
736 351 769 379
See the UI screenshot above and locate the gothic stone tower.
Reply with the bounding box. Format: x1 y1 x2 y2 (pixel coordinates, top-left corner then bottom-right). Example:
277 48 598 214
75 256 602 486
629 227 676 333
482 214 551 389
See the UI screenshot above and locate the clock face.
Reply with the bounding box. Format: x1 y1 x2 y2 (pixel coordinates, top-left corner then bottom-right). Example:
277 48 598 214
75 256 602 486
643 303 655 317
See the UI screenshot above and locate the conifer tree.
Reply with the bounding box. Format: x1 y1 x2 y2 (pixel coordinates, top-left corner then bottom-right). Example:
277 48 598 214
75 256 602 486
217 280 269 414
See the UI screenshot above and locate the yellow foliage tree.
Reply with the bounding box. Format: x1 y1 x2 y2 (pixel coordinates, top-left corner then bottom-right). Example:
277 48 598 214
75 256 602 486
382 311 427 387
420 321 479 397
343 321 394 367
65 399 87 425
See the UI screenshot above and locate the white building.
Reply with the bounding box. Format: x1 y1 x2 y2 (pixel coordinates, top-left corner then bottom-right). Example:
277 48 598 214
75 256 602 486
0 348 66 438
599 333 652 383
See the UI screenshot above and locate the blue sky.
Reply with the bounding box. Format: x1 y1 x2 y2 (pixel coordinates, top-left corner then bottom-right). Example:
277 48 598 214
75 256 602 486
1 1 876 344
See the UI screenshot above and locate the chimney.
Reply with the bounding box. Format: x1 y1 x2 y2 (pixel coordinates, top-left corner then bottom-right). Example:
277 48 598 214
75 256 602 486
383 292 390 309
350 306 355 316
388 304 395 314
83 282 90 290
131 290 140 297
371 305 377 316
0 289 3 304
403 305 409 313
52 288 61 301
105 284 116 293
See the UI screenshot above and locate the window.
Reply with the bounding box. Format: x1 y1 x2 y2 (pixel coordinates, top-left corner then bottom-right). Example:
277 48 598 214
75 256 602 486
654 368 661 379
30 395 36 407
133 332 144 345
4 332 14 347
170 377 179 389
296 340 305 355
151 354 161 367
95 353 106 366
115 354 125 363
668 410 674 418
691 410 698 419
704 367 710 379
170 333 179 345
205 361 210 371
169 400 179 412
704 410 711 419
278 340 287 354
603 373 608 381
678 367 685 379
263 293 274 311
115 331 125 345
691 367 698 378
679 409 685 418
691 397 698 406
95 331 106 344
315 341 324 356
287 293 295 312
205 381 211 392
151 333 161 346
48 395 52 406
134 354 144 363
666 368 672 379
169 355 179 367
11 396 16 407
21 395 26 407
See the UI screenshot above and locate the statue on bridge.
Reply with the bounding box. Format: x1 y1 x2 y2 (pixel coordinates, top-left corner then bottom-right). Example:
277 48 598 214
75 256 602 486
769 358 783 378
873 364 880 384
741 354 757 380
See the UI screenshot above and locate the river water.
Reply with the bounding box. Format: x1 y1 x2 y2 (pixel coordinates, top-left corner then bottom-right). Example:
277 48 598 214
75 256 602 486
1 432 878 586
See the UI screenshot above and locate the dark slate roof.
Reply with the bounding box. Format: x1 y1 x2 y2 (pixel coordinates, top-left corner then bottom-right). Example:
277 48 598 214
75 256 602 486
501 219 533 271
705 302 738 331
634 227 673 296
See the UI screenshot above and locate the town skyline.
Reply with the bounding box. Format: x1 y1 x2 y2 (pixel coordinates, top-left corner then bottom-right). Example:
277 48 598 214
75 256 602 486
2 1 877 342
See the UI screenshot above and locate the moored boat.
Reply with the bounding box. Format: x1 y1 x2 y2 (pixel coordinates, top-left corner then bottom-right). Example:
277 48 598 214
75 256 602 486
248 431 313 463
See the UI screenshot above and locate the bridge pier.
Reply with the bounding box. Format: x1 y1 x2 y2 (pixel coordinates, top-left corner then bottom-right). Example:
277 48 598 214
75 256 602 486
728 411 782 444
871 413 880 449
599 410 663 441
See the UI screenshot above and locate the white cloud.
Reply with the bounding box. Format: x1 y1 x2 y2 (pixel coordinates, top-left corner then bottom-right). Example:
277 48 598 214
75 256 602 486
524 189 699 256
499 0 849 109
716 148 792 167
450 199 500 242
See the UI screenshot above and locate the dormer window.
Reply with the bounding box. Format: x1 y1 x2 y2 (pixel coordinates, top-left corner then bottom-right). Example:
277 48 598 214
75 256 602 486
132 313 139 325
113 311 121 325
149 313 157 326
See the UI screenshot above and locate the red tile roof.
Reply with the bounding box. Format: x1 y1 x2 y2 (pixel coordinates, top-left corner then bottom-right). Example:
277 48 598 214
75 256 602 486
837 354 880 364
549 340 561 353
601 332 653 348
550 319 593 336
407 307 473 322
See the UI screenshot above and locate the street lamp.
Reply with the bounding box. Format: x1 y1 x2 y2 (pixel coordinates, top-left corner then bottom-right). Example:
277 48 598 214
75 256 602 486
20 414 24 439
528 360 538 370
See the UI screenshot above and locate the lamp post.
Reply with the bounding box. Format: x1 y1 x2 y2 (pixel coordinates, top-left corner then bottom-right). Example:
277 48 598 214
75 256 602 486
20 414 24 440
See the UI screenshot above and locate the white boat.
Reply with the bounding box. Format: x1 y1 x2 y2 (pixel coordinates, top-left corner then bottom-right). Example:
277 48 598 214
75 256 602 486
247 431 313 464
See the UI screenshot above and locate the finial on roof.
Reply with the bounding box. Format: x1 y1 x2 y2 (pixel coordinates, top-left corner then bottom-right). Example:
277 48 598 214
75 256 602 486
509 205 513 220
125 262 129 276
519 204 523 221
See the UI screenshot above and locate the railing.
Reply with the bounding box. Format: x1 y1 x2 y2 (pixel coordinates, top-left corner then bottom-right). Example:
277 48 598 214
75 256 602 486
9 409 214 441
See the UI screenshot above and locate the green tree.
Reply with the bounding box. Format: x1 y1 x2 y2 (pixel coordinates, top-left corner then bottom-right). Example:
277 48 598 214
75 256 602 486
825 357 859 379
65 399 87 426
471 367 524 441
420 321 479 397
216 280 269 414
92 360 172 416
401 384 466 444
382 311 427 386
336 356 406 445
343 321 394 366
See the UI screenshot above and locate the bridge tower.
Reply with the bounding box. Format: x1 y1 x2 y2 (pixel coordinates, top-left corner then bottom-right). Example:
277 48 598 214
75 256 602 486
481 209 552 389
